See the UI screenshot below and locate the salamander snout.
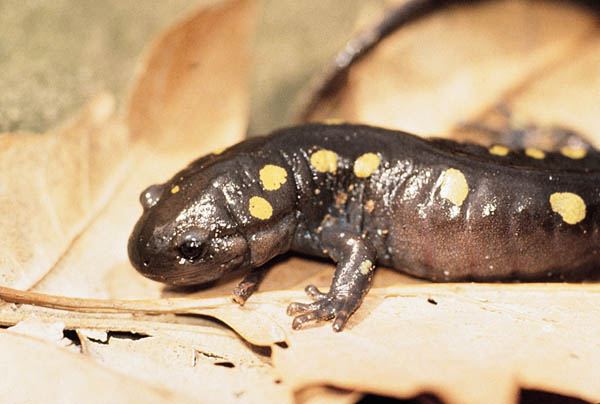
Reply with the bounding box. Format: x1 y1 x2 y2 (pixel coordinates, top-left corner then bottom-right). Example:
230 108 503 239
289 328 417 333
127 217 177 283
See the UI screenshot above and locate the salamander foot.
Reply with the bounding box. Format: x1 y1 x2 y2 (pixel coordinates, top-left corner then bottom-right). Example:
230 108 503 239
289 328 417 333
287 285 358 332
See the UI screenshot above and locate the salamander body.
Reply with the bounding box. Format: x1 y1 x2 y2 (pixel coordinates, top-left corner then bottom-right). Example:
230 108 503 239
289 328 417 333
129 0 600 331
129 124 600 330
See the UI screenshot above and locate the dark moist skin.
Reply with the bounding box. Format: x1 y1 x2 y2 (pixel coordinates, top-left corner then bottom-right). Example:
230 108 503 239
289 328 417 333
129 0 600 331
129 124 600 331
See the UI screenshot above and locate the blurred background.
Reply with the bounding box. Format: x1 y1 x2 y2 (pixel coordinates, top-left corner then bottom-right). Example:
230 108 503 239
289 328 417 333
0 0 391 135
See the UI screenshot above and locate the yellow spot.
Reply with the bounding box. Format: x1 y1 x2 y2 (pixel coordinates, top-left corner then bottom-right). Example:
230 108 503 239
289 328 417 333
311 149 337 173
354 153 380 178
550 192 586 225
259 164 287 191
170 185 180 194
365 199 375 213
489 145 509 156
440 168 469 206
359 260 373 275
560 146 587 159
213 147 226 155
323 118 345 125
248 196 273 220
525 148 545 160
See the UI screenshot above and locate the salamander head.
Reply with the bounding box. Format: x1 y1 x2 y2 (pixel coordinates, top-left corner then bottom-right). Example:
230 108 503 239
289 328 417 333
128 169 250 286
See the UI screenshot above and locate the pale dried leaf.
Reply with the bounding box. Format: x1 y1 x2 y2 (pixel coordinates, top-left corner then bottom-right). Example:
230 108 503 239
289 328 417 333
7 317 71 348
256 285 600 404
80 334 290 404
0 330 196 404
4 281 600 403
0 94 128 290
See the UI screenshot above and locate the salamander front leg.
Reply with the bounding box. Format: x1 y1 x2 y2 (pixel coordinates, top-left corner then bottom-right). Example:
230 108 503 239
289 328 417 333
287 230 376 332
232 268 264 305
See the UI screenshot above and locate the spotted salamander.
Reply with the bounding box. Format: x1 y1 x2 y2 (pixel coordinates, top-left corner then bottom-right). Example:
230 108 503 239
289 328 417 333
129 0 600 332
129 123 600 331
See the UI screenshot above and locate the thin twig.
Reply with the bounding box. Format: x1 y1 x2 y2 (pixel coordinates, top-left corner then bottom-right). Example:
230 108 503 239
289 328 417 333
0 285 228 314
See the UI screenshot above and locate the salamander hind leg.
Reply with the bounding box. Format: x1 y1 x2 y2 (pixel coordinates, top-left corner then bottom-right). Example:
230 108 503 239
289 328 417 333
287 225 376 332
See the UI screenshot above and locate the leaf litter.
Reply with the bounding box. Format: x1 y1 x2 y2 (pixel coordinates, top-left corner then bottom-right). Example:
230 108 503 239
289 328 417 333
1 0 600 403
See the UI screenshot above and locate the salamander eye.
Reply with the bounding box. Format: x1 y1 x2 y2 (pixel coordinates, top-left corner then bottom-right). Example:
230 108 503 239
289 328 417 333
178 233 209 261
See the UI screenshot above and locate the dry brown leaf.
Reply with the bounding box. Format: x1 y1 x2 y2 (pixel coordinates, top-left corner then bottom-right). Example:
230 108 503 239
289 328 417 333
271 285 600 404
7 317 74 349
301 0 599 142
3 1 600 404
6 282 600 403
25 0 258 300
501 37 600 142
0 94 128 290
0 329 196 404
128 0 255 156
79 332 290 403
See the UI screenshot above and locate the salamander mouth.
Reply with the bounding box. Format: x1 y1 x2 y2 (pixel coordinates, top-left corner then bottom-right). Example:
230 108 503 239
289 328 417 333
145 254 247 286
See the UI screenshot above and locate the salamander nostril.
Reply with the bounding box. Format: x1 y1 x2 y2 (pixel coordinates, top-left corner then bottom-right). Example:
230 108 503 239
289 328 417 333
140 184 164 210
